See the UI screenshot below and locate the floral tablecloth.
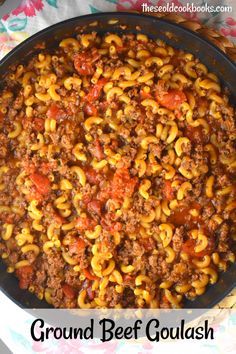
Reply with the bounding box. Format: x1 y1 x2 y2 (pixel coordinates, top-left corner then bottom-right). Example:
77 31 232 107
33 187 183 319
0 1 236 353
0 0 236 59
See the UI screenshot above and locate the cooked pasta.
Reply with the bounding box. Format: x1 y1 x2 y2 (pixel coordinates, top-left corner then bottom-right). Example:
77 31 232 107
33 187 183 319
0 32 235 309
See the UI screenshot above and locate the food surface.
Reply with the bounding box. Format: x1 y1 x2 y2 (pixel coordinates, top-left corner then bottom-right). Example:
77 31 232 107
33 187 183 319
0 32 235 308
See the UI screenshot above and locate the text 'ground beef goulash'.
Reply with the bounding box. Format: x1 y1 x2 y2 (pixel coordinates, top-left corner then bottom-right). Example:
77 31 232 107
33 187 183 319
0 32 235 308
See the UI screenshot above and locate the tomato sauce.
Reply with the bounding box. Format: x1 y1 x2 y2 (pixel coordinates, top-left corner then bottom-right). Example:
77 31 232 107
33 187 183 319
184 125 209 145
168 202 201 229
110 168 138 202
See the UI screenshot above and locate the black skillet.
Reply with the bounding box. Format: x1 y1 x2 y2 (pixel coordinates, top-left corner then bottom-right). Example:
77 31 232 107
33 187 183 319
0 12 235 309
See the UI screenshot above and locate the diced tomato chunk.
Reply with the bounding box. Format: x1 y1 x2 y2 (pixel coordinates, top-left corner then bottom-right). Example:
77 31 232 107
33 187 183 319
62 284 76 300
155 81 186 110
74 49 100 76
74 53 93 75
83 268 98 281
75 215 96 231
110 168 138 202
168 203 201 229
85 167 101 185
47 103 65 120
29 173 51 195
16 265 34 289
87 199 102 216
85 78 107 102
156 89 186 110
163 181 174 200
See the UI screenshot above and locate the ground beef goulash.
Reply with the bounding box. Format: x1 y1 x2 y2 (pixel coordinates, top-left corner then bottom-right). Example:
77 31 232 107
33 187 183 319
0 32 235 308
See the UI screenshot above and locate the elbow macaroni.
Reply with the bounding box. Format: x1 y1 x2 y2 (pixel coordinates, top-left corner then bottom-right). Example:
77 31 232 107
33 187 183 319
0 31 235 310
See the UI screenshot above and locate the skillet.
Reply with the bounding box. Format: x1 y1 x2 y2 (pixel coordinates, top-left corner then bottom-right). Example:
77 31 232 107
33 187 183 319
0 12 235 309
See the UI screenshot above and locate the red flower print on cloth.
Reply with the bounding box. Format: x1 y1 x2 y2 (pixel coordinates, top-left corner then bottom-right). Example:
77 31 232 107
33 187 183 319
2 13 10 21
225 17 236 26
12 0 44 17
220 17 236 38
220 28 231 36
229 28 236 37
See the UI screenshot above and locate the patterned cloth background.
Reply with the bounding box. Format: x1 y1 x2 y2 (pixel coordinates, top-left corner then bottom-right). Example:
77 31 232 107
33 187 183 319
0 290 236 354
0 0 236 353
0 0 236 59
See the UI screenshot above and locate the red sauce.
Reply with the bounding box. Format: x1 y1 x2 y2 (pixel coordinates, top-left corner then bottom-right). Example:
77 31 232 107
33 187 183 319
184 125 209 144
69 237 86 254
47 103 66 120
75 215 96 231
162 181 175 201
182 237 215 258
110 168 138 202
168 202 201 229
74 49 100 76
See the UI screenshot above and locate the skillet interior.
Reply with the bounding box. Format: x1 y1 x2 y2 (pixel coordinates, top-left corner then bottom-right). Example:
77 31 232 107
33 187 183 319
0 12 235 309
